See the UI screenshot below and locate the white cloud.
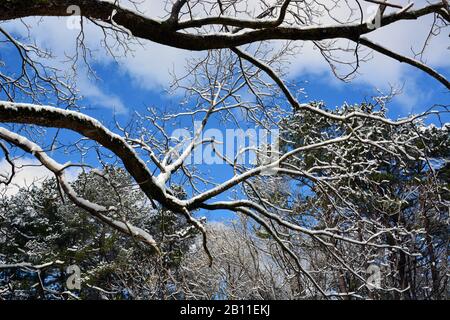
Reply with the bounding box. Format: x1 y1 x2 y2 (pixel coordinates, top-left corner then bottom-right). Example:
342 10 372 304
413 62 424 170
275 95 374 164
2 0 447 110
77 75 128 114
0 157 80 196
277 1 450 109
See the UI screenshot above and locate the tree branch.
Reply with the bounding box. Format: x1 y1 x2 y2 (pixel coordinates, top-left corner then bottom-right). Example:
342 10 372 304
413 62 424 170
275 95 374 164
0 1 445 51
0 126 160 252
358 37 450 90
